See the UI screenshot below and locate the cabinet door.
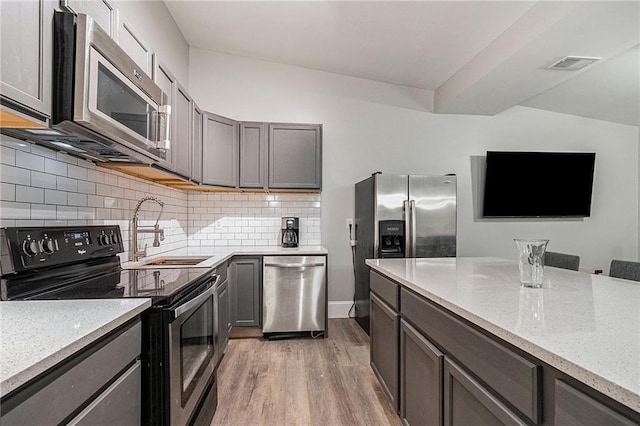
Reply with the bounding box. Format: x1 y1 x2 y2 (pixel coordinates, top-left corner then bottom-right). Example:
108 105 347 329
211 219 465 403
554 380 637 426
239 122 267 189
400 319 444 426
62 0 118 39
229 257 261 328
443 358 526 426
117 18 154 78
154 62 176 169
268 123 322 190
173 82 192 178
0 0 53 118
370 292 399 412
217 279 231 357
191 103 203 183
202 113 239 188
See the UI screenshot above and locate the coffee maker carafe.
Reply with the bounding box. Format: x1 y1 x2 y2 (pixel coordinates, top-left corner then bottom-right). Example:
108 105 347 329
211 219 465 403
281 217 299 248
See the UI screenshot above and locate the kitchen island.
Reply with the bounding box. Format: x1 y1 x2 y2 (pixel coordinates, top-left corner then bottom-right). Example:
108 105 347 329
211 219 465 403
0 299 150 424
366 257 640 425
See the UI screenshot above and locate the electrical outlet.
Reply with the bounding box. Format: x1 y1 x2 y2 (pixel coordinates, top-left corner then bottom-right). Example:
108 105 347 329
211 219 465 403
346 218 353 229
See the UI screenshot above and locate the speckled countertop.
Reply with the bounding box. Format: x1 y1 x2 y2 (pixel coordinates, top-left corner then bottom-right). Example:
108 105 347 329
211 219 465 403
122 245 328 269
0 299 151 397
366 257 640 413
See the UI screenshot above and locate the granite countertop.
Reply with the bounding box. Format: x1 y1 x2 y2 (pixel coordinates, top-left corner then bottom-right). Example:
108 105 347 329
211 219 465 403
366 257 640 413
122 245 328 269
0 299 151 397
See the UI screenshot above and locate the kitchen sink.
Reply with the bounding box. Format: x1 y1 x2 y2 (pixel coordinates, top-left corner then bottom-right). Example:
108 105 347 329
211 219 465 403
125 256 213 269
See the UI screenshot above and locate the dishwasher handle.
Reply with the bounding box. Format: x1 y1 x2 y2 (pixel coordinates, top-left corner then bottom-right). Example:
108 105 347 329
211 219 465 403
264 262 325 268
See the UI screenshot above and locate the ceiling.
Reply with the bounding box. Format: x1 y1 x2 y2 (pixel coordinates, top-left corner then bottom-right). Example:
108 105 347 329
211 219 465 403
165 1 640 126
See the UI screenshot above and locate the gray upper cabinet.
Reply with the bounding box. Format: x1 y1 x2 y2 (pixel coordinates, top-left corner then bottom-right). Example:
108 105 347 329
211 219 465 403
154 62 176 170
117 18 154 78
62 0 118 39
191 103 203 183
268 123 322 190
239 122 267 189
0 0 53 120
173 82 192 178
202 113 239 188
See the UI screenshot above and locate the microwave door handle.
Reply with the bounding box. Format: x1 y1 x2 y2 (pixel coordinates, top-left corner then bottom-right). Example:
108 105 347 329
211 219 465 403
157 104 171 151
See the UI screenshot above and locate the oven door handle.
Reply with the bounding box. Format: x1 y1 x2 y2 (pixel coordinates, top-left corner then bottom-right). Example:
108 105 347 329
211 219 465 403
170 275 218 318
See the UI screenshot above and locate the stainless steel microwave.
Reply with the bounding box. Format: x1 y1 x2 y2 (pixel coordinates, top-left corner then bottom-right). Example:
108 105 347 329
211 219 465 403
3 12 172 168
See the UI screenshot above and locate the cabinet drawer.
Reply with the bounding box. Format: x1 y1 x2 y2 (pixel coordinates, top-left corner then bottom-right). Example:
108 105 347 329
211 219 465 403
370 271 399 310
68 361 141 426
554 380 637 426
2 321 141 425
401 289 541 423
444 358 526 426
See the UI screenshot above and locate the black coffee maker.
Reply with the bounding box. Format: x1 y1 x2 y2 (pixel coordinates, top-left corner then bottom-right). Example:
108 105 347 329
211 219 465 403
281 217 299 248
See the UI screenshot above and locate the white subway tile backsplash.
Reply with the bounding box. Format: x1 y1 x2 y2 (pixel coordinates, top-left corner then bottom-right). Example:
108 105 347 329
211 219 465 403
31 204 57 219
16 151 45 172
2 139 320 250
0 201 30 219
1 145 16 165
57 206 78 220
67 164 88 180
31 171 57 189
1 183 15 201
44 158 67 176
57 176 78 192
1 165 30 185
15 185 44 203
45 189 67 205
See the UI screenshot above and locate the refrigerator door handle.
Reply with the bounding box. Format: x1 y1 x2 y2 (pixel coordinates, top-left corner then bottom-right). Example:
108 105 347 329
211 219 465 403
410 200 417 258
403 199 411 257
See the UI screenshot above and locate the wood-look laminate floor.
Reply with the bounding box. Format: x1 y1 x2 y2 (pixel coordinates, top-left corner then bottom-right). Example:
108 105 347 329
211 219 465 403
211 319 402 426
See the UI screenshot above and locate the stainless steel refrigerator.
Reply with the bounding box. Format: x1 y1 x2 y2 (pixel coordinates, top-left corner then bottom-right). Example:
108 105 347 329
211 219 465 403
354 173 457 333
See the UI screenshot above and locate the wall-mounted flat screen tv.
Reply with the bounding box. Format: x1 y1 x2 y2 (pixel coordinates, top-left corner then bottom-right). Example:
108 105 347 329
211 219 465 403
483 151 596 218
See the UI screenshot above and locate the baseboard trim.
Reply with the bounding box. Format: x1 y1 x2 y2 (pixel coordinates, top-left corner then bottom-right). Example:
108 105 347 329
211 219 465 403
328 301 353 318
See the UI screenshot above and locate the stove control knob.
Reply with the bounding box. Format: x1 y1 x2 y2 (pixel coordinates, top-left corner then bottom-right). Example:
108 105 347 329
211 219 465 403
99 234 110 245
22 240 39 257
41 238 55 255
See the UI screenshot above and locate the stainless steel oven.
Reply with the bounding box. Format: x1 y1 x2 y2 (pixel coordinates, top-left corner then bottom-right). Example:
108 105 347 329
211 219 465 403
166 276 218 426
3 11 173 168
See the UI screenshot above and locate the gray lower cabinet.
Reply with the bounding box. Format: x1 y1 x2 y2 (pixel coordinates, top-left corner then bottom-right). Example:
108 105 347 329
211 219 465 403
203 113 239 188
1 320 142 425
0 0 53 120
268 123 322 190
229 257 261 328
400 319 444 426
444 358 525 426
370 291 399 412
239 122 268 189
554 380 636 426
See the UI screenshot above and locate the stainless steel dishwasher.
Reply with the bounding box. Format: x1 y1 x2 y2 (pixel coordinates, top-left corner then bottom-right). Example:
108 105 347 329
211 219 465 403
263 256 327 337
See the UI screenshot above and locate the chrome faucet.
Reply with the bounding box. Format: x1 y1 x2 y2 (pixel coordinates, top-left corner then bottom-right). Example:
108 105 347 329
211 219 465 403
131 196 165 261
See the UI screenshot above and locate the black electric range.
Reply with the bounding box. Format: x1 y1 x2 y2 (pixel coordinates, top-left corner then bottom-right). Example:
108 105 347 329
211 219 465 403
0 226 219 425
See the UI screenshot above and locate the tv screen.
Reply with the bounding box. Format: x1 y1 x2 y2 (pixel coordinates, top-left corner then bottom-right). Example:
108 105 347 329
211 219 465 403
483 151 596 217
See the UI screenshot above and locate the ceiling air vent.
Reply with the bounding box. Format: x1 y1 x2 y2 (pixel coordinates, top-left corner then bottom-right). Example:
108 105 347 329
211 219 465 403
546 56 601 71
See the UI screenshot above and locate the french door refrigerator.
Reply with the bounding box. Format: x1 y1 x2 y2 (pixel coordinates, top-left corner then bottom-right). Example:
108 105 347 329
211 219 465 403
354 173 457 334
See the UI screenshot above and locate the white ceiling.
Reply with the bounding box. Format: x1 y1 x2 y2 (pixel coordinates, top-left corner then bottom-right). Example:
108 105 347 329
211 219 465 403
165 1 640 126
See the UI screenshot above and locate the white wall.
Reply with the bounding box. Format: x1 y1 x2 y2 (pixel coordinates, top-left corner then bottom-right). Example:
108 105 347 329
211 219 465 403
189 48 639 302
114 0 189 85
